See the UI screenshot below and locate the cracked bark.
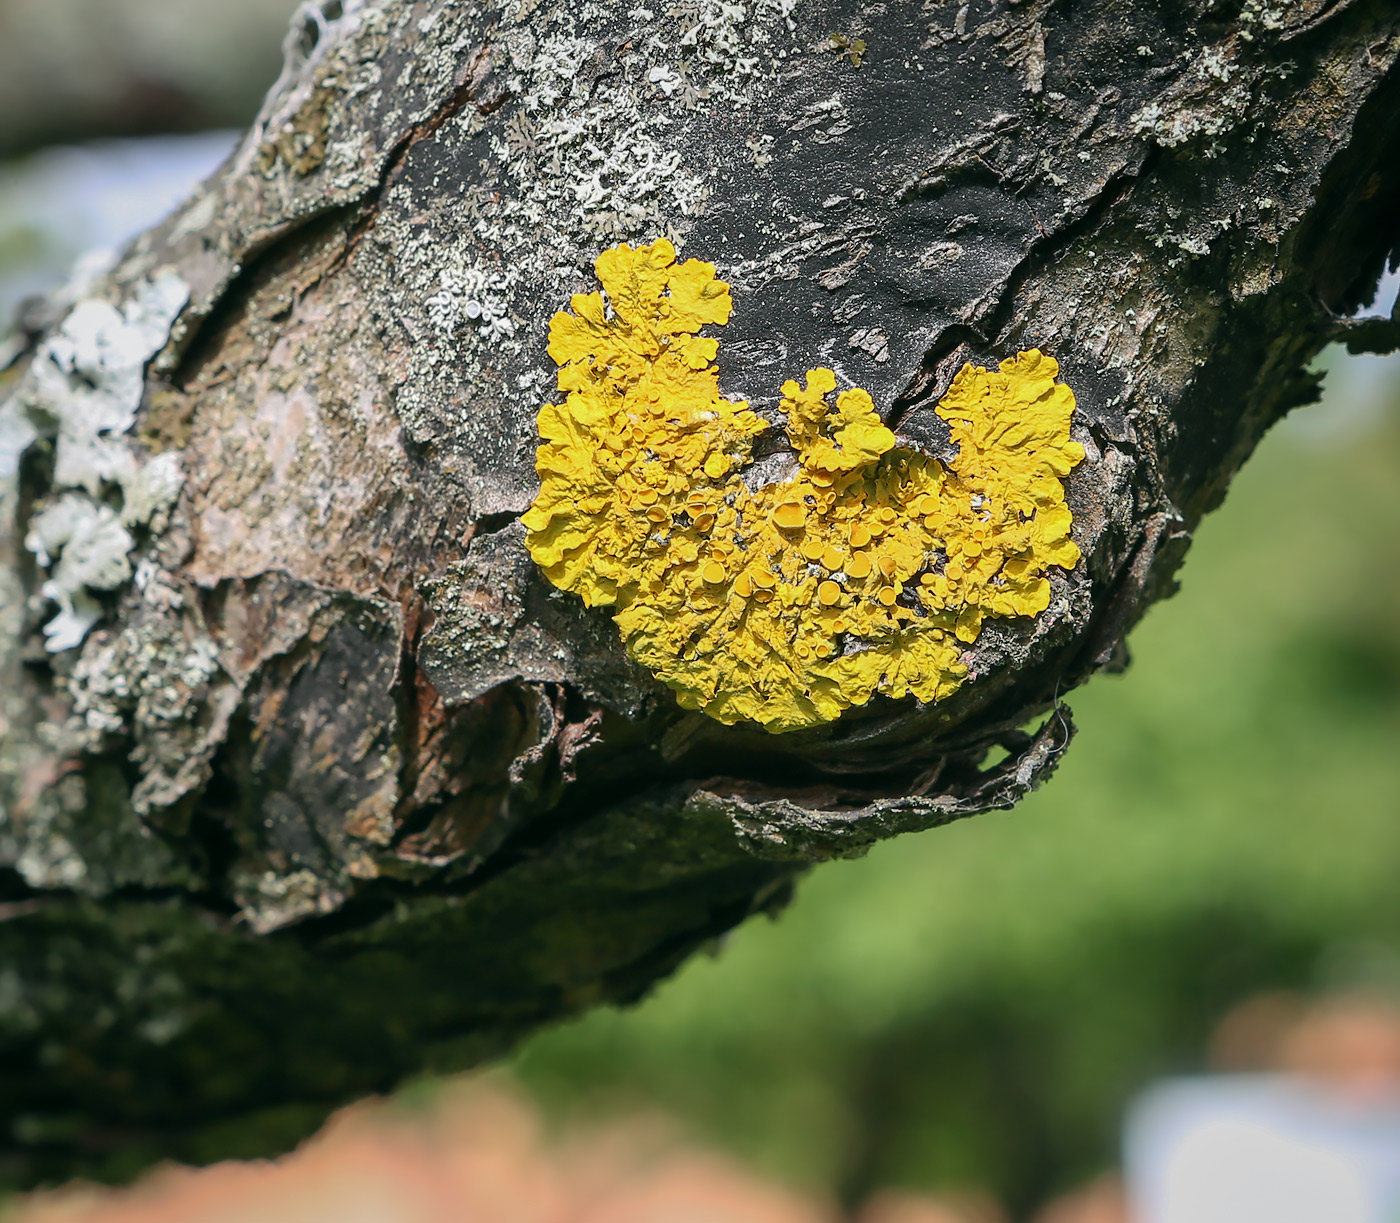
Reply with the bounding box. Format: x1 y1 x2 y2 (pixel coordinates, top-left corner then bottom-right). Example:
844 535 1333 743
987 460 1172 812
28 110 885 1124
1 0 1398 1183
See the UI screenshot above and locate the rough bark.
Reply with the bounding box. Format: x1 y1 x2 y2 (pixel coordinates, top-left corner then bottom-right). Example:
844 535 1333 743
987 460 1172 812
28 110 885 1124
1 0 1398 1183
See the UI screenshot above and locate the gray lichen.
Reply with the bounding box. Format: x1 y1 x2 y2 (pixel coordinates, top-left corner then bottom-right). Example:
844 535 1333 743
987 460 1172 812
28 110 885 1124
4 269 188 650
370 0 809 515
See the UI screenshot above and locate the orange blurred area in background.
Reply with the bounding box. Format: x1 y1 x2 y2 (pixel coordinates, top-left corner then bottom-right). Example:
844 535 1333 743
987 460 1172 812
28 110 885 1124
1210 991 1400 1098
8 1081 829 1223
3 1080 1017 1223
10 989 1400 1223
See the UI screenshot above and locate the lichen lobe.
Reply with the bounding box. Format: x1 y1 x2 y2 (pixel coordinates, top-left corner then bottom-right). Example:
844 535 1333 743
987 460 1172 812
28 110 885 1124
522 240 1085 733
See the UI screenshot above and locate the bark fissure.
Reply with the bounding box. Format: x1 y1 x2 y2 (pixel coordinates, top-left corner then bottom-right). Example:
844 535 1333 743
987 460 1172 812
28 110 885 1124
888 152 1157 429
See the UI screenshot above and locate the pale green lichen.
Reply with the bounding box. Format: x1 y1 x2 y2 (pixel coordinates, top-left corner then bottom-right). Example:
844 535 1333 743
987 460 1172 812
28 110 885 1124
523 240 1084 732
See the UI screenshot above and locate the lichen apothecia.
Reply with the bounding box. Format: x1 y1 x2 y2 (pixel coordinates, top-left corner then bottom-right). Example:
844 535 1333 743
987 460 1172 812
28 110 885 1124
522 239 1085 732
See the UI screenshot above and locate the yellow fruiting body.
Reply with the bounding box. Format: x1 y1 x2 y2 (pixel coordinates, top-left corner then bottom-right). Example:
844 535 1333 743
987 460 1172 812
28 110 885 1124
521 239 1086 733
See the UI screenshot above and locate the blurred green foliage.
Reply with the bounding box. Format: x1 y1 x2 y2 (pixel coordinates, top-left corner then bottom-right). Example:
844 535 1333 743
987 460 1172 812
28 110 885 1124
510 350 1400 1216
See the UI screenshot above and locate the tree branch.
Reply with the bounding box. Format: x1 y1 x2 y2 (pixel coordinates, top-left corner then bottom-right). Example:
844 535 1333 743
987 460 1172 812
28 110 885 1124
1 0 1398 1181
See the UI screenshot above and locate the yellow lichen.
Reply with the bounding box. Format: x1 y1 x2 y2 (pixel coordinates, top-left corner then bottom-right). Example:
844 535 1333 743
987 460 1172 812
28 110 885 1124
521 239 1086 733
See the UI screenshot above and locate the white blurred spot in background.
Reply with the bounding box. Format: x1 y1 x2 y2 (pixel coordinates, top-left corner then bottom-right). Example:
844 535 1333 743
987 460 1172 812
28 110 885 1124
1127 1079 1400 1223
0 131 236 320
1127 992 1400 1223
1286 264 1400 445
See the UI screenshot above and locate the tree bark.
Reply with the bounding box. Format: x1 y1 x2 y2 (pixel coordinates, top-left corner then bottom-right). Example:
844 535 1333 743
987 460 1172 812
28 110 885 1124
1 0 1398 1182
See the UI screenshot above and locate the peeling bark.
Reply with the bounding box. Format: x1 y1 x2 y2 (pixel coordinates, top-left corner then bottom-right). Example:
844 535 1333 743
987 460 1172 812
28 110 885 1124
1 0 1398 1181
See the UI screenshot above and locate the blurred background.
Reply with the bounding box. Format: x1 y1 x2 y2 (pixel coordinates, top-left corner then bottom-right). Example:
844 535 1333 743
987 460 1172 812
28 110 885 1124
3 3 1400 1220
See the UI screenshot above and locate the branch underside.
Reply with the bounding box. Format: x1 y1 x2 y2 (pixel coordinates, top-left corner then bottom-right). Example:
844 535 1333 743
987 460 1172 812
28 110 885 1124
1 0 1398 1179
